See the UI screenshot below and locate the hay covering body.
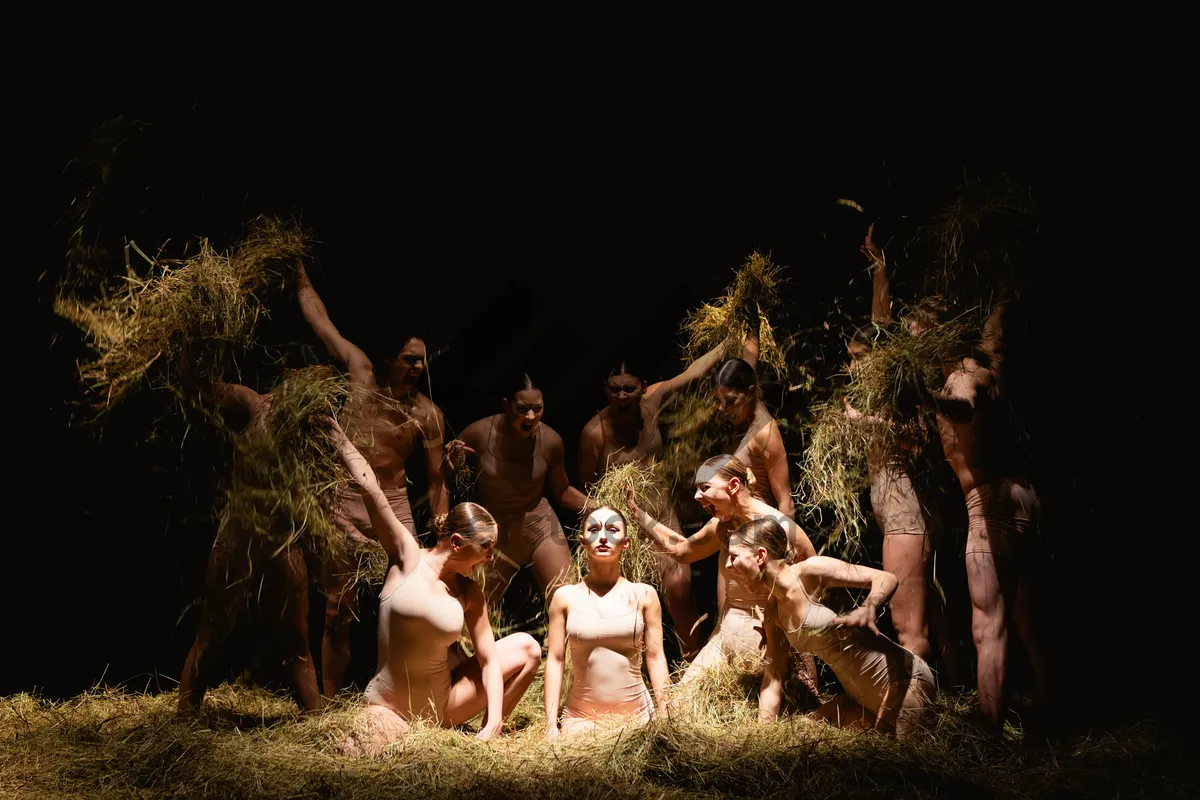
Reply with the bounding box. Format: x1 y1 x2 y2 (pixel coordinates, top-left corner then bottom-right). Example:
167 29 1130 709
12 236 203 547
798 320 970 557
55 216 306 409
573 461 667 589
682 251 791 380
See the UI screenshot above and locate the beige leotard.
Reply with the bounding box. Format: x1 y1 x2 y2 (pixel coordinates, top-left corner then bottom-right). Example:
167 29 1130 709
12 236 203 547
364 561 466 723
560 599 652 732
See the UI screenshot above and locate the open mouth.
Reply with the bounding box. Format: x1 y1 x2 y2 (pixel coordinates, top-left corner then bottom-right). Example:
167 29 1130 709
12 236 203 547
520 422 535 432
700 501 716 516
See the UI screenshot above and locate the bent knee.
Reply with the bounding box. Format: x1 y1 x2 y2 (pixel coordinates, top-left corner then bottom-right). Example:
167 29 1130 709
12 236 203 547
510 632 542 665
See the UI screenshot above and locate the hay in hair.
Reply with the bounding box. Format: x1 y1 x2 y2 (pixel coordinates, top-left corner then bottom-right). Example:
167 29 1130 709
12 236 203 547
681 251 792 379
54 216 307 411
571 460 666 589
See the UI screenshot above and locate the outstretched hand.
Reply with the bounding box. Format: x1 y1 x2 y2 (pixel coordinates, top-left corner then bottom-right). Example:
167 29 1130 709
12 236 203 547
861 223 884 267
309 414 345 436
443 439 475 472
832 604 882 636
625 483 642 519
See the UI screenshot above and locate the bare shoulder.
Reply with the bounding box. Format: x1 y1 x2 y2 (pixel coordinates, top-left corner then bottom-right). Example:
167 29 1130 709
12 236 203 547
540 423 566 453
550 582 578 611
459 416 493 447
580 412 604 444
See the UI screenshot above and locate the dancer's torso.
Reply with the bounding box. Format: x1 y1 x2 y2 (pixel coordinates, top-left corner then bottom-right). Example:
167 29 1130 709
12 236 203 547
344 384 443 489
565 586 651 716
476 415 549 514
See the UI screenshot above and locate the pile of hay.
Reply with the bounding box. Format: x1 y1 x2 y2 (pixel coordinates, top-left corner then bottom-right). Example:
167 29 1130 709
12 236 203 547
682 251 792 379
2 681 1182 799
572 461 667 589
797 320 970 557
655 387 731 498
217 366 355 581
54 216 306 409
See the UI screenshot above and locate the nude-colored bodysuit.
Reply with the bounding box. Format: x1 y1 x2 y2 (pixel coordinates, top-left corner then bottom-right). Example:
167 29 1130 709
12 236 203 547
778 593 934 717
474 416 565 566
560 601 652 733
364 564 465 723
598 410 678 529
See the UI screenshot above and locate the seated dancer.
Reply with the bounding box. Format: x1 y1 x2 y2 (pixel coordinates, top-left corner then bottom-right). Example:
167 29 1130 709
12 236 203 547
443 374 588 608
295 260 450 696
711 320 795 519
177 377 321 714
626 455 815 685
908 294 1051 733
323 416 542 752
544 506 670 738
578 343 731 659
727 517 935 737
841 223 941 661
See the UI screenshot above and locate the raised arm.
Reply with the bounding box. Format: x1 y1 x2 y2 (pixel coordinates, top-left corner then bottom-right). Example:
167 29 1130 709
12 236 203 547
641 588 671 717
740 304 760 370
323 417 422 572
199 379 267 418
545 428 587 514
757 604 788 722
463 580 505 740
543 588 569 739
799 556 899 635
645 335 735 410
627 486 723 563
294 260 374 385
864 224 892 324
979 290 1009 377
422 402 449 516
758 422 795 519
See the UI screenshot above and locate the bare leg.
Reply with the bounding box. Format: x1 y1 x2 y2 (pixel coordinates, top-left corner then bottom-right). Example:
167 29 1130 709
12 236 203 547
178 543 243 714
657 553 703 661
342 704 411 757
528 536 575 606
811 694 872 731
966 538 1018 732
882 530 932 659
443 632 543 725
321 555 359 698
272 549 323 713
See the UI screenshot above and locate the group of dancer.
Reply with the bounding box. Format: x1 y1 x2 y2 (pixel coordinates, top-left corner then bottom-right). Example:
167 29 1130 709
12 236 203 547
177 224 1049 749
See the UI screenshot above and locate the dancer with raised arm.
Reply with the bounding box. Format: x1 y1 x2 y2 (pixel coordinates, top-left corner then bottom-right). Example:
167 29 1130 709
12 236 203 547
544 506 670 738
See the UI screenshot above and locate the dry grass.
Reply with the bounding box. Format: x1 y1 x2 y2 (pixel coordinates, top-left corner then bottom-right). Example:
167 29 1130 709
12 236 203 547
656 387 731 501
2 681 1185 799
572 461 667 588
55 216 306 411
682 251 792 380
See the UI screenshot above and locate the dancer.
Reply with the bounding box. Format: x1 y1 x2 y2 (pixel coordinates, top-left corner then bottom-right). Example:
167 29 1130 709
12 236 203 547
910 295 1051 733
627 455 815 685
841 223 939 660
578 343 730 659
177 377 321 715
295 260 450 696
544 506 670 738
727 517 935 737
444 373 587 608
712 321 795 519
323 416 542 753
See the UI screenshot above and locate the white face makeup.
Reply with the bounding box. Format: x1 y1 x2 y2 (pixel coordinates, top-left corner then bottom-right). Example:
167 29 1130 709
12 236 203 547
582 508 628 555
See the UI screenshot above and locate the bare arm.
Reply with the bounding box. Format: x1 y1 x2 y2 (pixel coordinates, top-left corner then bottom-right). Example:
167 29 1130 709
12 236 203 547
627 486 723 563
464 580 505 740
324 419 422 572
545 428 587 514
799 556 898 635
543 588 569 738
758 422 795 519
578 417 604 489
741 304 760 370
864 224 892 324
641 587 670 717
758 604 787 722
423 404 449 516
783 518 817 562
645 335 735 410
980 293 1008 377
294 259 374 385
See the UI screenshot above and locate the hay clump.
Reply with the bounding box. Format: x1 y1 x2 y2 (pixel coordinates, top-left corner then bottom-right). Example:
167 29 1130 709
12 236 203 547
798 319 970 558
54 216 306 410
572 461 666 588
655 386 732 498
217 365 355 577
682 251 792 379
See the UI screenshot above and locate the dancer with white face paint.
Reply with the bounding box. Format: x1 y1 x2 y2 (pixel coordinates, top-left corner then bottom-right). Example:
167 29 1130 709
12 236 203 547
544 506 670 738
626 455 816 686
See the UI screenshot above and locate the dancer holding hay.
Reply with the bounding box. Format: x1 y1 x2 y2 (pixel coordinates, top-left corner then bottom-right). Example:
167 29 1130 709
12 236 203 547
627 455 816 687
726 517 935 737
177 376 324 715
841 224 941 661
544 506 670 738
444 373 588 608
579 348 731 659
323 417 542 753
909 297 1051 734
295 260 450 696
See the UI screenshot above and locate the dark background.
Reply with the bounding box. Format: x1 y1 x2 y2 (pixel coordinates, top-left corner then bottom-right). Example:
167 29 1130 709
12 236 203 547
13 18 1153 728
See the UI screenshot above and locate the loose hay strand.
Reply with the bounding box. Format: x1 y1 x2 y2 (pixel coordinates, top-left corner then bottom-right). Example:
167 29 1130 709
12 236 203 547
574 461 667 589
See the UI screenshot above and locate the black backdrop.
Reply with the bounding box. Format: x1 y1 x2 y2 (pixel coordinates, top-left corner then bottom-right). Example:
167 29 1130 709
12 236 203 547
13 22 1150 725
